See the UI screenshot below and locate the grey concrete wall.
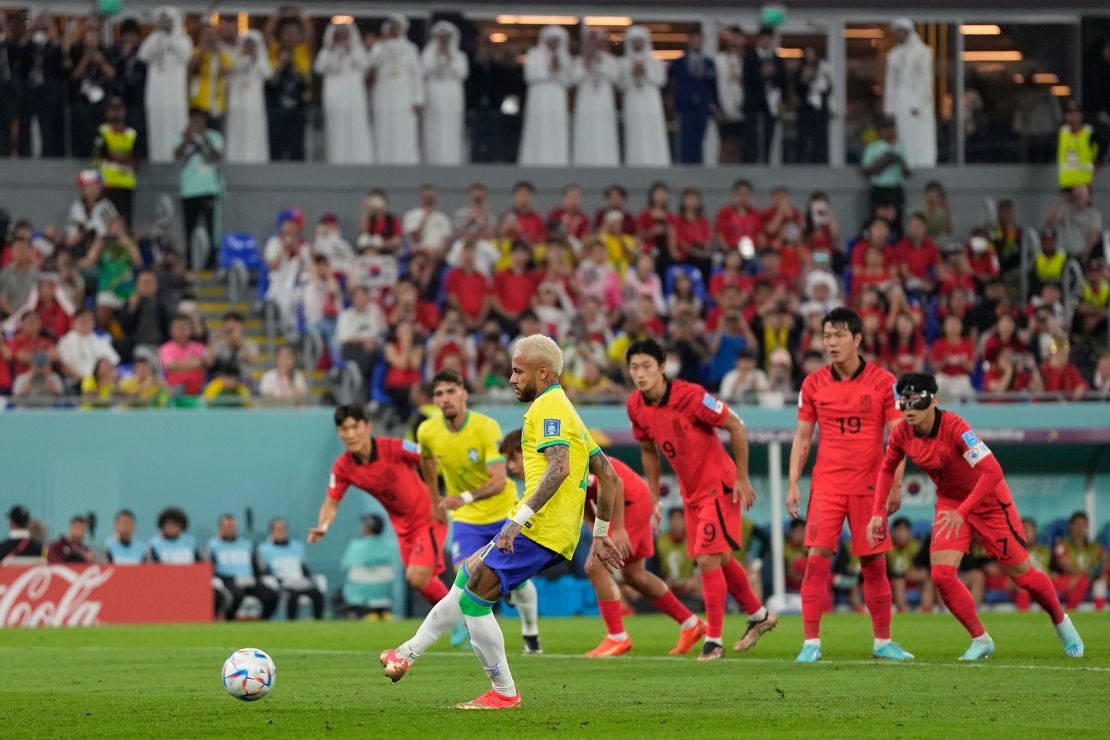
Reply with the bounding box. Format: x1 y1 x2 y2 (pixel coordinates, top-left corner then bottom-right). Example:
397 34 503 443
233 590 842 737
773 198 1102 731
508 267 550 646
0 160 1099 248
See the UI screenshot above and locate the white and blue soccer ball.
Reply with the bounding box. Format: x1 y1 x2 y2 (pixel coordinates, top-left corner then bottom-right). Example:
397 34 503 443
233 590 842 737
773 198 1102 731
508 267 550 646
222 648 276 701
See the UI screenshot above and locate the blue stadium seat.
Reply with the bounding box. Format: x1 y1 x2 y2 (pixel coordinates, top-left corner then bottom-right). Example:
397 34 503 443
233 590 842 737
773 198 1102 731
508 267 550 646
664 265 709 303
368 356 391 405
1045 518 1070 547
911 520 933 542
219 232 263 271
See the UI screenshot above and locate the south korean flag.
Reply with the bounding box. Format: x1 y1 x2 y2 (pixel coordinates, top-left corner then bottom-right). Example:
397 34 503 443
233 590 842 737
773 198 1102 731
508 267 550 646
960 430 992 468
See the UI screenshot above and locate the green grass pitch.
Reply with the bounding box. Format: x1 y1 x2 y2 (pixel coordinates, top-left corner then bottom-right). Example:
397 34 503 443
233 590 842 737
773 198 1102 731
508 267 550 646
2 612 1107 738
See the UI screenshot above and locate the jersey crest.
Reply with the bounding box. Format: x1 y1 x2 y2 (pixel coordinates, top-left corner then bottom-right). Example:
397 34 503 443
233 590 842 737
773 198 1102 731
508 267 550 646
860 394 872 413
467 448 479 463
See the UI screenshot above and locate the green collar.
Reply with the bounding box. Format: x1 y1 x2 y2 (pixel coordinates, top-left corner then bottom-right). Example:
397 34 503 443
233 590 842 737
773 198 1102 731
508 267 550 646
536 383 562 399
444 410 471 434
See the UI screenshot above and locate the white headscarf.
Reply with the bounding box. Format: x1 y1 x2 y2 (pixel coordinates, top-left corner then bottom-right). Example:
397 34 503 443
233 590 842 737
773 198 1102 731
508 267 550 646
153 5 184 35
322 19 364 52
382 13 410 36
538 25 570 53
237 29 271 73
624 25 654 59
428 20 459 49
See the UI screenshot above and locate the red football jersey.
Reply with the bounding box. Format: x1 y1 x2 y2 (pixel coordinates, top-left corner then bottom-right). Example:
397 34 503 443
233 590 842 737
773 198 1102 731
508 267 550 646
798 359 900 497
586 456 651 523
878 410 1001 506
626 379 736 504
327 437 432 536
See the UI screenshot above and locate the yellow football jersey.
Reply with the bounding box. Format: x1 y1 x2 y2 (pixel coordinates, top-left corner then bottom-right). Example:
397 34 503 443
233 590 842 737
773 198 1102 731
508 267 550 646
510 384 600 559
417 411 518 526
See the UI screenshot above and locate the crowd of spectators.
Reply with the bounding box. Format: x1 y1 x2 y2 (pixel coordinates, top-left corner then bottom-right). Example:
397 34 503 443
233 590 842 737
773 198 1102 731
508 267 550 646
1 164 1108 406
0 503 398 620
7 501 1105 618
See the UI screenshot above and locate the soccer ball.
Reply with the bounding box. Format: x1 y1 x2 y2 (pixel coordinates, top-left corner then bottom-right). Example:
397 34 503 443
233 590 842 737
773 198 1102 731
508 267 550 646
222 648 276 701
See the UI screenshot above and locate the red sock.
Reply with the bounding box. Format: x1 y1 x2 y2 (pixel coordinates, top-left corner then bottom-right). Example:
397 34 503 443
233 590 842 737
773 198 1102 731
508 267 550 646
651 591 694 625
860 557 892 640
418 578 449 605
700 567 727 640
1014 588 1032 611
598 599 626 637
932 565 985 638
801 555 831 640
1013 569 1065 625
722 558 763 615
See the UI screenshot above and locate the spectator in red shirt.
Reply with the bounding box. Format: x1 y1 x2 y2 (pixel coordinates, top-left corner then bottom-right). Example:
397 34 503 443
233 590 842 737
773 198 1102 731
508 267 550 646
849 216 895 269
492 241 539 329
443 241 490 330
930 314 976 401
709 250 754 300
383 322 424 416
715 178 765 253
804 191 840 258
755 248 795 294
592 183 636 235
1040 339 1089 400
428 308 475 380
387 278 440 338
774 220 809 282
31 276 73 339
884 311 926 375
984 345 1042 396
982 313 1025 363
762 185 804 243
674 187 713 278
636 181 679 273
895 212 939 296
47 515 97 564
964 227 1001 290
357 189 404 255
851 244 895 302
936 254 977 296
501 180 545 246
8 311 57 376
547 183 590 247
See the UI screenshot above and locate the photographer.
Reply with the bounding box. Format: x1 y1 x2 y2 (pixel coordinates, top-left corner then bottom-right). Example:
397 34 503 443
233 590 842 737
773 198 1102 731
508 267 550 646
173 108 223 269
983 346 1042 398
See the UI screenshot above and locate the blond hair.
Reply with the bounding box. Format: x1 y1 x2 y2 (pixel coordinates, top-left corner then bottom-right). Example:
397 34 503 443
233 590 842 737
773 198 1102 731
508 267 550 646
515 334 564 376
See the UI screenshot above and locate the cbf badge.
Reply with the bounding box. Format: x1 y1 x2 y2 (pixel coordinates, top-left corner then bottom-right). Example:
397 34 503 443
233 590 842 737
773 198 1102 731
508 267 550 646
467 448 479 463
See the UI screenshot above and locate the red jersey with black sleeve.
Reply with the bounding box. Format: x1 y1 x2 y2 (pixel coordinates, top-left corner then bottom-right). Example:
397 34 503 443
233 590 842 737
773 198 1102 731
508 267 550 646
626 379 737 504
798 359 900 497
585 456 652 524
326 437 432 536
873 410 1004 518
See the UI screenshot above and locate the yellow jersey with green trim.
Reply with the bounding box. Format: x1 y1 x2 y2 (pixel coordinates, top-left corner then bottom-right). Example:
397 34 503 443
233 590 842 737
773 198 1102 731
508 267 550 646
417 411 518 526
511 383 600 559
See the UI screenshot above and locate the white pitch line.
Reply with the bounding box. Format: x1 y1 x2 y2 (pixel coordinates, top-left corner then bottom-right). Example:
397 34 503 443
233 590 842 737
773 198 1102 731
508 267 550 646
8 645 1104 673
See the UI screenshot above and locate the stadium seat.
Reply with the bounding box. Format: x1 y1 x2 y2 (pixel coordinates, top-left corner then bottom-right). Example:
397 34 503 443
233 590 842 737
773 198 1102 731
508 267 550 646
1045 518 1070 547
911 520 933 542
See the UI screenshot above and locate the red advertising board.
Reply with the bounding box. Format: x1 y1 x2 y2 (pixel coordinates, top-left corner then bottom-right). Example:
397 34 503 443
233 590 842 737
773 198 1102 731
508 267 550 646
0 563 213 627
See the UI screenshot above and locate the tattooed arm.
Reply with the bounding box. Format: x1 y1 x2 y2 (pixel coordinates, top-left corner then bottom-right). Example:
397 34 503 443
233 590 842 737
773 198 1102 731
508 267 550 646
495 444 569 553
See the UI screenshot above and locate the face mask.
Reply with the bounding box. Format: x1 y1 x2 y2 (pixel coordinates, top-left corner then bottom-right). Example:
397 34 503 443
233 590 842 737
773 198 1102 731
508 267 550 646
664 360 681 377
897 390 933 411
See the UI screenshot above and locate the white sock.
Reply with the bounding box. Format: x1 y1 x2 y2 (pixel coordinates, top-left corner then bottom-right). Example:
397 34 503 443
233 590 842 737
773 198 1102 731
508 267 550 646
749 607 768 622
607 632 629 641
804 638 821 647
680 615 698 630
972 632 992 643
513 580 540 637
705 636 722 645
873 638 891 649
465 613 516 697
397 584 463 663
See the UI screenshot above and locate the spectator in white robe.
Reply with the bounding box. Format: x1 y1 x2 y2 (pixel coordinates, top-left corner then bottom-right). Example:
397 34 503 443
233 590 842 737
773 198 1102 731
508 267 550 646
368 14 423 165
225 31 270 163
884 18 936 168
620 26 670 167
314 20 373 165
421 21 468 166
572 30 620 166
519 25 572 166
138 7 192 163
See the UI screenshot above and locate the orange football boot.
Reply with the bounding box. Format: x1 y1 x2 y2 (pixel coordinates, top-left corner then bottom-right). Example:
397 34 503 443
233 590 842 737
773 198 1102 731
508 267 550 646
456 690 522 710
585 636 633 657
669 619 708 655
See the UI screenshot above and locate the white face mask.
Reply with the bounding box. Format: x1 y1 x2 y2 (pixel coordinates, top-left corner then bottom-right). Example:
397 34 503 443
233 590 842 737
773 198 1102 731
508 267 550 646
664 360 681 377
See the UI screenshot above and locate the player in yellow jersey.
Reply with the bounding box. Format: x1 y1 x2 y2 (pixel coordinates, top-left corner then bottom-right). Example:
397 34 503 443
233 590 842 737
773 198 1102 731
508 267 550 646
417 369 543 654
381 335 624 710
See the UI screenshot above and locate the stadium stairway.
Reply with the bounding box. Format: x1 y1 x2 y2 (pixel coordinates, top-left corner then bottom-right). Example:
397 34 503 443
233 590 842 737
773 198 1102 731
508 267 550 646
193 270 335 400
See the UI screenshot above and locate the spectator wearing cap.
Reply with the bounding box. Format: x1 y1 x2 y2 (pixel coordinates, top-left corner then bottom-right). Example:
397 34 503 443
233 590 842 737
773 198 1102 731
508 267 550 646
403 185 453 258
47 515 97 564
174 107 223 267
93 97 138 226
12 351 64 401
0 236 40 319
1057 100 1099 190
257 517 323 620
159 314 209 395
1045 184 1103 263
0 505 45 565
63 170 119 258
203 361 252 407
208 311 258 378
118 352 170 407
336 514 397 619
105 509 145 564
1040 339 1089 401
57 308 119 387
861 115 911 235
